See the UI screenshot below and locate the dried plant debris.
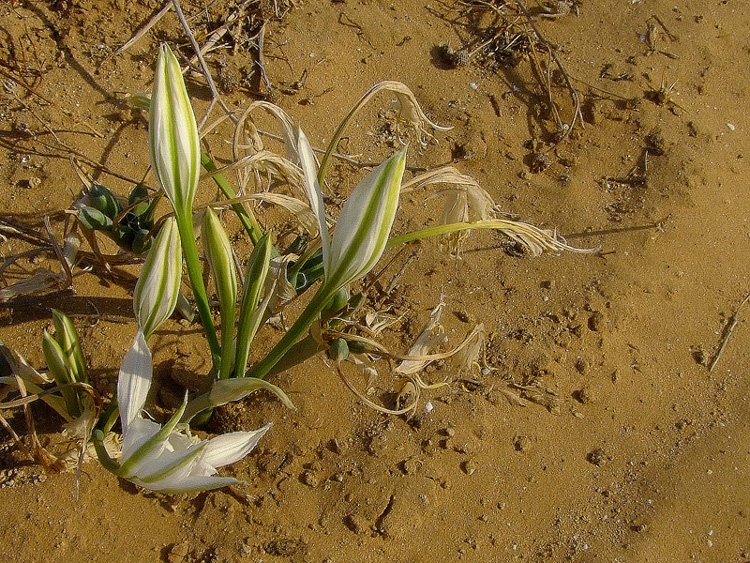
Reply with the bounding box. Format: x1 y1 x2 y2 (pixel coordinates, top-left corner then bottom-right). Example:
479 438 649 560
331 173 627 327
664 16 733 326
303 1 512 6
438 1 583 162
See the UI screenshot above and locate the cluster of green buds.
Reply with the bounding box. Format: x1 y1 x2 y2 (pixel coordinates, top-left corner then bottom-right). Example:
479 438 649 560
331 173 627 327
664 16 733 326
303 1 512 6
42 310 89 419
77 184 158 254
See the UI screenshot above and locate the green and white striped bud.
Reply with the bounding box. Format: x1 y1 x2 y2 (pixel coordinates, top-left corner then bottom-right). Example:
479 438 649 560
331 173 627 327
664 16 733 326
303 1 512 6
148 44 201 216
298 129 407 293
202 208 237 379
133 217 182 339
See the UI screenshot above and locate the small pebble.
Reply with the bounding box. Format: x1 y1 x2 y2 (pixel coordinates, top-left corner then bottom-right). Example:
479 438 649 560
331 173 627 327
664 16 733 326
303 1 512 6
301 470 321 487
462 459 477 475
402 459 420 475
587 448 610 466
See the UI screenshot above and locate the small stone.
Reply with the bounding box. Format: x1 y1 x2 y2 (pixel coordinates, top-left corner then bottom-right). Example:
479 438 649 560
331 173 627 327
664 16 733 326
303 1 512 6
692 347 707 366
301 470 321 487
587 448 610 466
630 522 648 533
402 459 420 475
675 418 692 430
513 434 531 452
167 542 189 563
575 357 590 375
453 442 472 455
442 427 456 437
462 459 477 475
574 385 597 404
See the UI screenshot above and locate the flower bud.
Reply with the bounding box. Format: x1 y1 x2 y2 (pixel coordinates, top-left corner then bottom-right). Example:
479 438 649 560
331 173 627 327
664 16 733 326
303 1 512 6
133 217 182 339
148 44 201 216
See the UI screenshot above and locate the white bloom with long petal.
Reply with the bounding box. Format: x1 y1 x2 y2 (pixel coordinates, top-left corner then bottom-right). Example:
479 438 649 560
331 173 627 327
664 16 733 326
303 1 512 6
106 331 270 493
297 129 407 292
149 44 201 215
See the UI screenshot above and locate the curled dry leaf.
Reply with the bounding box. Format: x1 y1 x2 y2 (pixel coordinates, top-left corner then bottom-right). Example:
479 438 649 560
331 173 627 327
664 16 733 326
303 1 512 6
200 151 303 191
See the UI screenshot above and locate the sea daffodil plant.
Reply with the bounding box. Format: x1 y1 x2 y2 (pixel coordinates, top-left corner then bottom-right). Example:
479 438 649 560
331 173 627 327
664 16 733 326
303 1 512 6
93 217 272 493
244 130 407 381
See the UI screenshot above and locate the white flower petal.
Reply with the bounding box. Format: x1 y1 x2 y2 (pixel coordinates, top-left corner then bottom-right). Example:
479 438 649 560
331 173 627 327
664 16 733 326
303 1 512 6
201 423 272 469
297 129 330 278
134 441 204 484
137 475 241 494
121 416 161 462
117 330 152 434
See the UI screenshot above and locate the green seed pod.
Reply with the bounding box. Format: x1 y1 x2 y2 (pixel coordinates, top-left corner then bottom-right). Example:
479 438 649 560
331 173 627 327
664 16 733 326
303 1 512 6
321 288 349 323
327 338 350 363
78 206 114 231
89 184 122 218
346 339 368 354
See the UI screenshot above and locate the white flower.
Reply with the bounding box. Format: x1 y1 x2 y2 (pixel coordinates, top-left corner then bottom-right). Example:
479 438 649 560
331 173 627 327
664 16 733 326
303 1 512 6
297 128 407 292
149 44 201 216
99 331 270 493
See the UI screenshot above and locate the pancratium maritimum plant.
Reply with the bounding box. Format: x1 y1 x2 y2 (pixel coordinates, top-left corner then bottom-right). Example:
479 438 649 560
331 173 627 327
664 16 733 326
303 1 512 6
92 149 273 493
245 130 408 381
90 38 592 483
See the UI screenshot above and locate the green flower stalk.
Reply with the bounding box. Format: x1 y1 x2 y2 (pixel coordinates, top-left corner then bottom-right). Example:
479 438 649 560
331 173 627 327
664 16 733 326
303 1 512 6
248 129 407 380
149 43 219 369
201 208 238 380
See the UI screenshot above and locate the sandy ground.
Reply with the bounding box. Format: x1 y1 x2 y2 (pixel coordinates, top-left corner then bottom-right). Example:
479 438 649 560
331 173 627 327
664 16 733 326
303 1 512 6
0 0 748 562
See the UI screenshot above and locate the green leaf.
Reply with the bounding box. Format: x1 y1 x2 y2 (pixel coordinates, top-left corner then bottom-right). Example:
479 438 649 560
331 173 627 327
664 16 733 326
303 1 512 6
78 206 114 231
51 309 87 384
88 184 122 218
42 331 81 418
234 233 272 378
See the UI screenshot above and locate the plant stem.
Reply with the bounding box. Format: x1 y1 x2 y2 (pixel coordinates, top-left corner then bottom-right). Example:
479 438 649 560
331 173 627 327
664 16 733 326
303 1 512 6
249 285 335 380
201 153 266 246
175 212 221 371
